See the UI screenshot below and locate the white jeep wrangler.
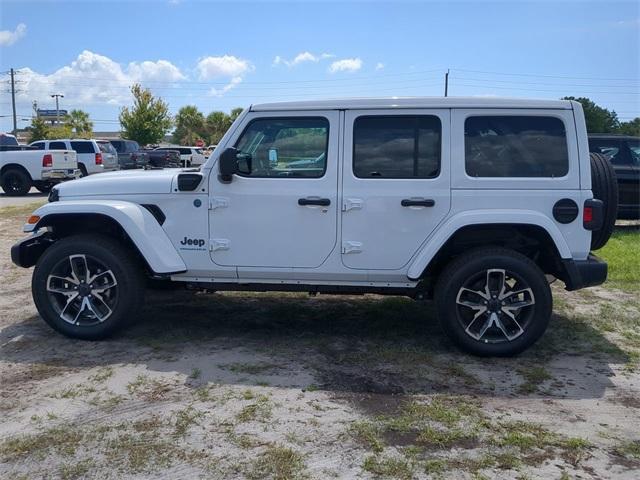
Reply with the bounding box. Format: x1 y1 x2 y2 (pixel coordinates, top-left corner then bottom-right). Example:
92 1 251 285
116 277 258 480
11 98 617 356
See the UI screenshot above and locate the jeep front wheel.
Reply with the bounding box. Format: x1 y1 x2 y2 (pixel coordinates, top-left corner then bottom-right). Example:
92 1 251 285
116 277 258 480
32 234 144 340
435 248 552 357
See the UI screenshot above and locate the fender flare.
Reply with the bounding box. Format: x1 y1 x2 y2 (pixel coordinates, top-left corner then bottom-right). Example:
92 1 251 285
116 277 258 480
25 200 186 274
407 209 572 280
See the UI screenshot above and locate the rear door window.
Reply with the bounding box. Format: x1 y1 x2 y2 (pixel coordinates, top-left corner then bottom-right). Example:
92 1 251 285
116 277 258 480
353 115 441 178
589 138 631 165
70 141 95 154
465 116 569 177
31 142 45 150
50 141 67 150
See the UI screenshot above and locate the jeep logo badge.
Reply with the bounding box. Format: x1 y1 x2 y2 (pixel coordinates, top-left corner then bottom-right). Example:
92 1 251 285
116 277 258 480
179 237 206 249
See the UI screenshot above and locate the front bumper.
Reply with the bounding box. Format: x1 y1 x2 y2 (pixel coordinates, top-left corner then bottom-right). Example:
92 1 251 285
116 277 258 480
562 254 608 291
11 231 55 268
41 168 81 181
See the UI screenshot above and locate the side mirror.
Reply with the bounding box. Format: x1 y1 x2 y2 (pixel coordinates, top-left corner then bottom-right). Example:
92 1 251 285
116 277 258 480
219 147 239 180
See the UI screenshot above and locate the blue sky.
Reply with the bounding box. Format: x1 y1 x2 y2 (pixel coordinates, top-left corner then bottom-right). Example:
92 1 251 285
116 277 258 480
1 0 638 132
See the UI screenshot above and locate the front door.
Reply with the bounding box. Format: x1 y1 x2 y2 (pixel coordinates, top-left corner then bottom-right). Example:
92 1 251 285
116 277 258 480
209 112 339 271
341 110 451 270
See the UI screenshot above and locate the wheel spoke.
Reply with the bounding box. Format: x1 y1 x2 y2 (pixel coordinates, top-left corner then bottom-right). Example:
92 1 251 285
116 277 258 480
59 293 81 323
89 270 117 293
500 288 535 309
464 307 489 340
69 255 89 284
485 269 506 298
456 287 488 309
496 310 525 341
47 275 79 295
84 293 112 322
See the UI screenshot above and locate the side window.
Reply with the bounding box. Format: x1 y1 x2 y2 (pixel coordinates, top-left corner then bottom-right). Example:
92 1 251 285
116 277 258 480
627 140 640 165
589 139 630 166
49 141 66 150
70 141 95 154
235 117 329 178
111 141 125 153
31 142 45 150
465 116 569 177
353 116 441 178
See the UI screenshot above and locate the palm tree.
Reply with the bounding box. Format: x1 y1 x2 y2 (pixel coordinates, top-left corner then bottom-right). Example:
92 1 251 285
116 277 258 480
65 109 93 137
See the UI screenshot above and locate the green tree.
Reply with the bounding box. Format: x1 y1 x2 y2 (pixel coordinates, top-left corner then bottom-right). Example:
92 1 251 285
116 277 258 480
119 84 172 145
229 107 244 122
205 110 231 144
45 124 73 139
64 109 93 137
173 105 205 144
28 116 49 142
562 96 620 133
618 118 640 137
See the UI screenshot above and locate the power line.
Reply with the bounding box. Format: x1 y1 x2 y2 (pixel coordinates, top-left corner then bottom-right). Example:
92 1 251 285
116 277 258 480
450 68 638 82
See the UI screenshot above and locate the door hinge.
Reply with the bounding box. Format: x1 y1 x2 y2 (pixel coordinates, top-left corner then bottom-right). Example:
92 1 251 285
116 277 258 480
342 241 363 254
342 198 363 212
209 197 229 210
210 239 230 252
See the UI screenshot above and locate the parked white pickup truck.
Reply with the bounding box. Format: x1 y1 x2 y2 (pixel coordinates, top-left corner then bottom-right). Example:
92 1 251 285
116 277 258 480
0 133 80 195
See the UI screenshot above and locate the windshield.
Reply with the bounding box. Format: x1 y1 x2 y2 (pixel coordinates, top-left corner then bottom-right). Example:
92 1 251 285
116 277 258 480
98 142 116 154
629 140 639 164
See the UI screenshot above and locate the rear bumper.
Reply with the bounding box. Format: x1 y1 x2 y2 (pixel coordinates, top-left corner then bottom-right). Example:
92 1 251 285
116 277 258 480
562 254 608 291
41 168 81 181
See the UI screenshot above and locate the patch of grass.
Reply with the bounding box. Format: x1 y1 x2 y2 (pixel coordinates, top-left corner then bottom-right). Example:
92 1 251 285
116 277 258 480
517 366 552 394
417 426 475 448
189 368 202 379
614 440 640 459
598 230 640 292
0 202 47 218
174 406 204 436
0 425 86 462
89 366 114 383
349 421 384 453
237 394 273 423
126 374 173 401
58 459 95 480
362 454 414 480
249 445 307 480
50 383 97 399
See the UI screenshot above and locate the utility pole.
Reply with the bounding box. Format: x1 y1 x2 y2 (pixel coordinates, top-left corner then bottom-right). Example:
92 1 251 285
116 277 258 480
444 69 449 97
51 93 64 124
10 68 17 135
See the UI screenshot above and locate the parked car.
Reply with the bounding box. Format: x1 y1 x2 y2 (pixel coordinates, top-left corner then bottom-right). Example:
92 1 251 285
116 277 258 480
588 134 639 219
30 139 119 176
204 144 217 158
154 146 206 167
1 133 79 195
97 141 119 171
12 98 616 357
108 139 149 169
139 148 181 168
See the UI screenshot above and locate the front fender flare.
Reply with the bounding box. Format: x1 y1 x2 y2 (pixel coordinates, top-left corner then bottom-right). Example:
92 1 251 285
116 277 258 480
406 209 572 280
25 200 186 274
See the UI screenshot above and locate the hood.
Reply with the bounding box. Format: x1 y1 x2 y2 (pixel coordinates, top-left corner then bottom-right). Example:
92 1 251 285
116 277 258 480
56 169 181 197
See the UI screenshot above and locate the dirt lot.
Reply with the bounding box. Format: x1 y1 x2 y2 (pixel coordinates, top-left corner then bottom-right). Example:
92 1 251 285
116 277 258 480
1 202 639 479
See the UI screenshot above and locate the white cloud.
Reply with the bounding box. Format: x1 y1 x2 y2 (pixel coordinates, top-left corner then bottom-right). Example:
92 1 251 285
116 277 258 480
16 50 186 107
273 52 334 67
128 59 186 82
0 23 26 47
209 76 243 97
196 55 252 80
328 58 363 73
375 62 385 71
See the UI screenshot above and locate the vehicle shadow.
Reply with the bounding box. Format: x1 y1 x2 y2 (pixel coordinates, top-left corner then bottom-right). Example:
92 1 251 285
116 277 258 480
0 290 627 401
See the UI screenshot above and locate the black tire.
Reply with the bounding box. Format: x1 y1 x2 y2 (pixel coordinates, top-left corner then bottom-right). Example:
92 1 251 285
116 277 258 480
78 164 89 177
34 182 53 194
590 152 618 250
1 168 32 196
435 247 552 357
32 234 144 340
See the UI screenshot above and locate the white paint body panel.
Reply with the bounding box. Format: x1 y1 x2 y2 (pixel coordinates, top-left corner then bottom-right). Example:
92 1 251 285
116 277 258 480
26 98 595 289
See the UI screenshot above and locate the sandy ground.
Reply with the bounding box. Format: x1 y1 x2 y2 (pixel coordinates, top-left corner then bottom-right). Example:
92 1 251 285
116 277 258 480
1 204 639 479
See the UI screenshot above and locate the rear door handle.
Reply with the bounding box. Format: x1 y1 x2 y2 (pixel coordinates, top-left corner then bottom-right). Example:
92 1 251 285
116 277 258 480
298 197 331 207
401 198 435 207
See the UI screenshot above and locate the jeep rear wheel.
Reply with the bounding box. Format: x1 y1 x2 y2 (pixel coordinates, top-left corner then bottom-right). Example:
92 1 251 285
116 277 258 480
32 234 144 339
435 248 552 357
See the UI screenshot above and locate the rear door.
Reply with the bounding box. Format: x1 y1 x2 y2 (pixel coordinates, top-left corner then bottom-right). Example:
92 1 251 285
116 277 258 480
341 110 451 270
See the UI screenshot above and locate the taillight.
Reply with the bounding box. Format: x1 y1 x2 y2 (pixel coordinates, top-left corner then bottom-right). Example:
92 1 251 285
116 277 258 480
95 152 103 165
42 154 53 167
583 199 604 231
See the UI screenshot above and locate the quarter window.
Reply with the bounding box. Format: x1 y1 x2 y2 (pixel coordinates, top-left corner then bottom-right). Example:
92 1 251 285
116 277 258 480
465 116 569 177
235 117 329 178
50 141 66 150
70 141 95 154
353 116 441 178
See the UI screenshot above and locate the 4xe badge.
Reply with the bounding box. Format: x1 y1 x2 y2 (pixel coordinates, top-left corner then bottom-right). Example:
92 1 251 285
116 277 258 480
179 236 206 251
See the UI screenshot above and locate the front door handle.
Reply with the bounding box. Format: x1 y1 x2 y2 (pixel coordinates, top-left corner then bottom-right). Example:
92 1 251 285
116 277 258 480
401 198 435 207
298 197 331 207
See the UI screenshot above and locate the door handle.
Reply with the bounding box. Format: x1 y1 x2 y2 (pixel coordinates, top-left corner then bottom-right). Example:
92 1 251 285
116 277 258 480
401 198 435 207
298 197 331 207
